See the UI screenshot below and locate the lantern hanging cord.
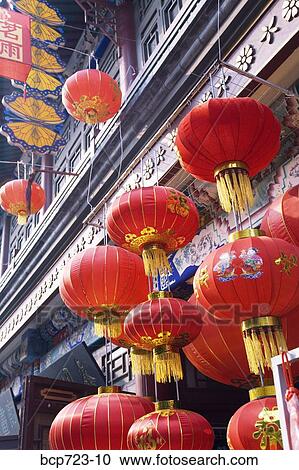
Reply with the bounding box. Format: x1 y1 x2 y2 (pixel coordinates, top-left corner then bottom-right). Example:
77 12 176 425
217 0 222 61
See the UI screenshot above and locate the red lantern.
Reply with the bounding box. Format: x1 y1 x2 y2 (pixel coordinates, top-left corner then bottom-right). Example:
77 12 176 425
106 186 199 277
227 386 283 450
184 296 299 389
59 246 148 338
0 179 45 225
49 386 154 450
175 98 280 213
261 185 299 247
62 69 122 125
124 292 203 383
193 229 299 375
127 400 214 450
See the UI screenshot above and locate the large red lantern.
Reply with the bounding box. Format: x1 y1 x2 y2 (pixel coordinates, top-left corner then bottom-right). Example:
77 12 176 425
227 386 283 450
106 186 199 277
0 179 45 224
128 400 214 450
59 246 148 338
124 292 203 383
184 296 299 389
193 229 299 375
175 98 280 213
261 185 299 246
62 69 122 125
49 386 154 450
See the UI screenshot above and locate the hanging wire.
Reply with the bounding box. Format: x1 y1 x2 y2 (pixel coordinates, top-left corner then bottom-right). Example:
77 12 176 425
109 340 114 386
105 335 109 386
117 119 124 181
175 378 180 403
217 0 222 62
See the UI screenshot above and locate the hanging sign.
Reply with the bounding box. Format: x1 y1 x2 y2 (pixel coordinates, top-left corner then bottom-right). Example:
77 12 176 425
0 7 31 82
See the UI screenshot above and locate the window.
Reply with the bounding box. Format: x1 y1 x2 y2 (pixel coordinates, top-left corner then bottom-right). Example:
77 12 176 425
69 145 81 172
137 0 152 22
162 0 183 31
142 21 159 62
25 222 32 240
54 176 65 196
85 128 92 151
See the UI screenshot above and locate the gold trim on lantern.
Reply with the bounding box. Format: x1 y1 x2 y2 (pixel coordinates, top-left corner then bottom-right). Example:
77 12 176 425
214 161 249 177
93 310 122 338
153 345 183 383
242 316 280 331
213 160 254 213
154 400 176 411
228 229 265 242
241 316 288 375
249 385 276 401
98 386 121 395
148 291 173 300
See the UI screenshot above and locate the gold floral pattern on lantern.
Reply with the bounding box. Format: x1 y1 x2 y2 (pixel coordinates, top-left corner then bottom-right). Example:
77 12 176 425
72 96 111 125
275 252 298 274
167 189 190 217
123 227 185 254
253 406 282 450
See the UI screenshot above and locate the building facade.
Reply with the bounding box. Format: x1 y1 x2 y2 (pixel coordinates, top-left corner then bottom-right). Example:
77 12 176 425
0 0 298 449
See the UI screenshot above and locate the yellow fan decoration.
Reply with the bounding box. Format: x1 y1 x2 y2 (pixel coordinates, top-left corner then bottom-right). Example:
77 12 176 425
31 20 65 49
0 121 66 154
11 0 65 26
32 42 65 74
12 68 63 99
3 92 66 125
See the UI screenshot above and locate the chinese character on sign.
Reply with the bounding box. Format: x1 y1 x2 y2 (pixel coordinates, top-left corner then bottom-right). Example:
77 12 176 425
0 7 31 81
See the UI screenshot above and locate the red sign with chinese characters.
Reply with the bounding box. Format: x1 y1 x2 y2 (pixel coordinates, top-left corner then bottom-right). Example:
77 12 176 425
0 7 31 82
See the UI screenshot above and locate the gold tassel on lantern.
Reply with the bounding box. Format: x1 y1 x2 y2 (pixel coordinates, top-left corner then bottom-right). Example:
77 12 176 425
93 309 122 338
214 161 254 213
153 345 183 383
130 347 154 376
142 244 171 277
242 316 287 375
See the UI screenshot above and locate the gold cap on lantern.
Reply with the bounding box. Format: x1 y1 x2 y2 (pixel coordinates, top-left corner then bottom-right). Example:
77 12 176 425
154 400 177 411
228 228 265 242
98 386 121 395
249 385 276 401
148 291 173 300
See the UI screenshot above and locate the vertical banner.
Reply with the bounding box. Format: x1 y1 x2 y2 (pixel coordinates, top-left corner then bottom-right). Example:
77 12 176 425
0 7 31 81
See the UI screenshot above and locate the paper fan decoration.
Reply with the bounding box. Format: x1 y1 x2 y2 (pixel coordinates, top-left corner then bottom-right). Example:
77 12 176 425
12 67 63 99
3 92 66 125
0 121 66 154
31 39 65 73
31 20 64 49
9 0 65 26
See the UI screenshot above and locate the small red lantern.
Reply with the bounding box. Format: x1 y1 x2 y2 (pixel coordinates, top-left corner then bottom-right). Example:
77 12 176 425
59 246 148 338
127 400 214 450
62 69 122 125
106 186 199 277
175 98 280 213
0 179 45 224
49 386 154 450
193 229 299 375
261 185 299 247
124 292 203 383
227 386 283 450
184 296 299 389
